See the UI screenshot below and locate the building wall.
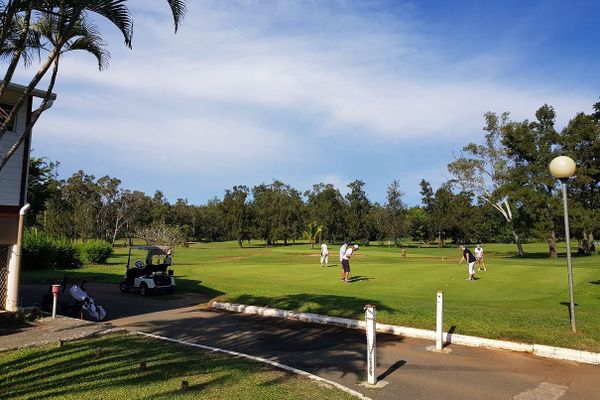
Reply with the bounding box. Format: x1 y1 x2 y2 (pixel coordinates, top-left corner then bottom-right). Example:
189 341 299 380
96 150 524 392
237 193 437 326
0 90 29 246
0 91 28 206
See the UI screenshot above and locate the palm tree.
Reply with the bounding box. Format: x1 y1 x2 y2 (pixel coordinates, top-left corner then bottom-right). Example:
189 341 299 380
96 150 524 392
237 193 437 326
304 222 324 249
0 0 187 171
0 13 109 170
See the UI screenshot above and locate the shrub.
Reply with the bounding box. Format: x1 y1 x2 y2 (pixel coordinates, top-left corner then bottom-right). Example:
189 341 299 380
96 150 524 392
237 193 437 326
23 231 82 270
79 240 113 264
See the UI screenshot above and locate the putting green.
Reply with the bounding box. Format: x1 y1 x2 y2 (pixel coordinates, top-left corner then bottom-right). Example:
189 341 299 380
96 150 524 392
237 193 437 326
24 241 600 352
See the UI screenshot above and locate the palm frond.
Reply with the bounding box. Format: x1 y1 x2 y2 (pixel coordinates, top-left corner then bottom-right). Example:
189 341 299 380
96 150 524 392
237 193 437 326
80 0 133 48
166 0 187 33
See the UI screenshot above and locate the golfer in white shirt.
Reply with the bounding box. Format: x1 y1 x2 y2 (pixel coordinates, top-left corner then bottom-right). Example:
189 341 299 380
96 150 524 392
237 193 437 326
320 242 328 267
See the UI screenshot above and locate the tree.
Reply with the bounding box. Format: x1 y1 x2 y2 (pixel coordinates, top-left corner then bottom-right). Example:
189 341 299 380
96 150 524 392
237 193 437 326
136 222 185 247
502 105 561 257
345 180 371 242
448 111 525 256
304 222 323 249
220 185 252 247
27 156 59 226
305 183 347 242
559 101 600 254
0 0 187 171
384 179 408 245
418 179 435 242
407 206 427 242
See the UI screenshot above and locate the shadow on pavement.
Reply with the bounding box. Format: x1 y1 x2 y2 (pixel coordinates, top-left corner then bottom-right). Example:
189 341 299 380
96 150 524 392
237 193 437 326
19 281 215 321
118 308 405 380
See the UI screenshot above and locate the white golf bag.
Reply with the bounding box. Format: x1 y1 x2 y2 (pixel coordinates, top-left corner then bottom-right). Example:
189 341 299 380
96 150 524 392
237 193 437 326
69 285 107 321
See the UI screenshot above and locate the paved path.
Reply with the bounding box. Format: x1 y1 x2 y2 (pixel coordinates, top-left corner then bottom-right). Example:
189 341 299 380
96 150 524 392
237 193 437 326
111 306 599 400
12 284 600 399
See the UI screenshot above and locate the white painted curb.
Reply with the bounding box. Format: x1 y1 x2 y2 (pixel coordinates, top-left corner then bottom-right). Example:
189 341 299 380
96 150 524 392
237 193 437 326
212 302 600 366
134 331 371 400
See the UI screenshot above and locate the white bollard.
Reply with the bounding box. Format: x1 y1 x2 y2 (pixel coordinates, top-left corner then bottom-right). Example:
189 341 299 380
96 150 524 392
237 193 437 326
436 291 443 351
365 304 377 385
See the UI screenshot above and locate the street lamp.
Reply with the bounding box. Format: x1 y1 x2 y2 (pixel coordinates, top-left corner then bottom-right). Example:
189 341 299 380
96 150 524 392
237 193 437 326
549 156 577 333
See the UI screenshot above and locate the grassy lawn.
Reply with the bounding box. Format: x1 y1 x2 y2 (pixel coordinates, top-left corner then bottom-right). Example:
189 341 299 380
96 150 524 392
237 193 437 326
23 241 600 352
0 334 355 400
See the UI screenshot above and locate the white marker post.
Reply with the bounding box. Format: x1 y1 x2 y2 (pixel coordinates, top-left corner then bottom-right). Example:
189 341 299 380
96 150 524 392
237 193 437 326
365 304 377 385
436 291 444 350
51 284 61 318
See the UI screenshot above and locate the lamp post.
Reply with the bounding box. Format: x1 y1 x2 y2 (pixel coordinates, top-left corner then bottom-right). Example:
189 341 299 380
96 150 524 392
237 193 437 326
549 156 577 333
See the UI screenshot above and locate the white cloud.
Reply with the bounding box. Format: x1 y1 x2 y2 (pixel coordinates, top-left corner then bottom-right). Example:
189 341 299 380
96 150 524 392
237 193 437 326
23 0 599 204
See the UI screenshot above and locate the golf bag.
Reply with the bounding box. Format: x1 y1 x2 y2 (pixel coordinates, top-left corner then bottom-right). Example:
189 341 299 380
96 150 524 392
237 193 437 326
68 284 107 321
40 276 106 321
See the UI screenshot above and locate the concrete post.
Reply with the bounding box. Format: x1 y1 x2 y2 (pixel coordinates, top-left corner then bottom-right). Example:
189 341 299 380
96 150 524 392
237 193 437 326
365 304 377 385
436 291 444 351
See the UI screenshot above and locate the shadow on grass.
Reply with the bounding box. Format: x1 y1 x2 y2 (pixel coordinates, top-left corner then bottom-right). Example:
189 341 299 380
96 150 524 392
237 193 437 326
589 280 600 285
348 275 372 283
0 334 269 400
228 293 394 320
506 252 593 259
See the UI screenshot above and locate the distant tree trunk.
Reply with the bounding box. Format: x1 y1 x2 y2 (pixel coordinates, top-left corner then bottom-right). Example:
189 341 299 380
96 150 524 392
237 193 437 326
589 232 596 252
548 231 558 258
237 239 243 248
512 229 525 257
438 231 444 248
284 238 288 246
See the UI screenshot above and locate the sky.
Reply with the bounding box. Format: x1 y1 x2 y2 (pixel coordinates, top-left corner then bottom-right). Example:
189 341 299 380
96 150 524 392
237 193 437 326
17 0 600 206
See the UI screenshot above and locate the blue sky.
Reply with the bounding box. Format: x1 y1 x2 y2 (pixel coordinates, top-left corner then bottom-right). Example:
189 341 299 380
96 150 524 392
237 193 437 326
19 0 600 206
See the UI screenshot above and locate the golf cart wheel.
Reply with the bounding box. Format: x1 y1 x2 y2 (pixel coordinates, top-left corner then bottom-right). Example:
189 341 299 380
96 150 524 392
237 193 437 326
140 283 148 296
119 281 130 293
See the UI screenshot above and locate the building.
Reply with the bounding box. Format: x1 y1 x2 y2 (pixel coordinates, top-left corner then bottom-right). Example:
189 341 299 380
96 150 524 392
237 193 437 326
0 82 56 312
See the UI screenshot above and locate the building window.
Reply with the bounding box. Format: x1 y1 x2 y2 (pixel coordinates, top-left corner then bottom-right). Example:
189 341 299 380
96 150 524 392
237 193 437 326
0 103 16 132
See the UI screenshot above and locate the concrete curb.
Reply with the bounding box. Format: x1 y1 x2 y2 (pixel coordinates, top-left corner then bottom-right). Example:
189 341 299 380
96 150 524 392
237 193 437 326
212 302 600 366
134 331 372 400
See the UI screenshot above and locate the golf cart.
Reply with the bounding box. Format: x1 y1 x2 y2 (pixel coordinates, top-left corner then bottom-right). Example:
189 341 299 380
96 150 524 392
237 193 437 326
119 245 175 296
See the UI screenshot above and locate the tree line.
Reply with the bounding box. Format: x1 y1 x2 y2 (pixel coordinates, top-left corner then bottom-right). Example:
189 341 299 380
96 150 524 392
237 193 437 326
26 100 599 256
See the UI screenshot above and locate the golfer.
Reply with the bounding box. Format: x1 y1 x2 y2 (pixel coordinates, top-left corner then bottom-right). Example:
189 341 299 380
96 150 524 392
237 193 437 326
474 245 486 271
339 241 349 280
342 244 359 283
320 242 329 267
459 245 477 281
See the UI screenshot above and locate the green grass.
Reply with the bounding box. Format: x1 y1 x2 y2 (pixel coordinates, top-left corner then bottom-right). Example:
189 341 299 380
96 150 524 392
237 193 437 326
0 334 355 400
23 241 600 352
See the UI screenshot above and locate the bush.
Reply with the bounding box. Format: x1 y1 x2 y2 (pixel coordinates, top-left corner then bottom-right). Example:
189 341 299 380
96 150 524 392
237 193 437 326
79 240 113 264
23 231 82 270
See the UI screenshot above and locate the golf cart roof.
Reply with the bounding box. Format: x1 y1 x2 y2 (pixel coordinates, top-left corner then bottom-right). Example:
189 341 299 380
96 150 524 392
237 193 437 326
130 245 172 255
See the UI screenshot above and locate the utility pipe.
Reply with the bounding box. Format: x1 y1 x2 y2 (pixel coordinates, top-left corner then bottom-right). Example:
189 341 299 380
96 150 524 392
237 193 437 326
5 203 30 312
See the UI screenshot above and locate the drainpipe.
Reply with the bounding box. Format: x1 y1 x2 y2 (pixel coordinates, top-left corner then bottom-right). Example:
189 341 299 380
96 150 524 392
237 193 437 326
6 203 30 312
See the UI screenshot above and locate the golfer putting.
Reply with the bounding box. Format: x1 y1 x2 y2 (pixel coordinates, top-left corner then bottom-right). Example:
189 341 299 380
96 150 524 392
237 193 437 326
341 244 359 283
459 245 476 281
339 241 349 280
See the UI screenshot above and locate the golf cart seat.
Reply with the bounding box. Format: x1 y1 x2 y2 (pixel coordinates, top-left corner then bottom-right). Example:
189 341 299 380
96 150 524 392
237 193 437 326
144 263 168 275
